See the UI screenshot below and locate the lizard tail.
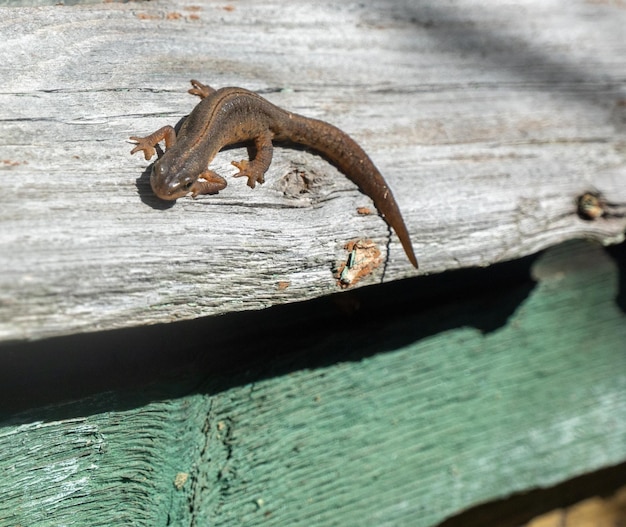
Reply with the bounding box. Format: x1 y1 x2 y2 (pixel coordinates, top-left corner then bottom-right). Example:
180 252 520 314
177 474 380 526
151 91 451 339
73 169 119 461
282 113 418 268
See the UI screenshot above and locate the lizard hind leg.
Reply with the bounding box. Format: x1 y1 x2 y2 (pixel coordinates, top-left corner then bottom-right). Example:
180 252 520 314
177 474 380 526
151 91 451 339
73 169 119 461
188 80 217 99
231 131 274 189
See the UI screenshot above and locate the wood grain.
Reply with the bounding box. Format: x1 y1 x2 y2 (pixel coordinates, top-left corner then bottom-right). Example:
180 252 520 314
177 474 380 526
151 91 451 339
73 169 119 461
1 0 625 341
2 240 625 526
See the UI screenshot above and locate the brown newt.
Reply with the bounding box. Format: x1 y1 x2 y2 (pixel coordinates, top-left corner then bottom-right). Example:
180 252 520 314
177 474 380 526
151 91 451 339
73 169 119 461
130 80 418 268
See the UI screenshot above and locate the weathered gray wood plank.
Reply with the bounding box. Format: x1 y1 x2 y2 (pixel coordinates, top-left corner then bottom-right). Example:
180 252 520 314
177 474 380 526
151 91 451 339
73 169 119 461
1 1 625 341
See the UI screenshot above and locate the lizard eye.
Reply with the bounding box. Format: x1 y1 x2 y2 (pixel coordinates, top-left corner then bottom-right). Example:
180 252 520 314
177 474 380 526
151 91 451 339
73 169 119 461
183 180 193 191
152 162 164 180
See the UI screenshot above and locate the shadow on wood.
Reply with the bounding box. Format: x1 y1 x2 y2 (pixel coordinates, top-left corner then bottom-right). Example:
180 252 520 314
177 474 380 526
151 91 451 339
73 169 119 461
0 246 541 418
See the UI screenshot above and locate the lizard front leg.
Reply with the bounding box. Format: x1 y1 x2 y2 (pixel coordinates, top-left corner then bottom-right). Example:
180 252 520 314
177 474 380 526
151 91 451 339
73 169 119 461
130 126 177 160
231 131 274 189
190 170 228 197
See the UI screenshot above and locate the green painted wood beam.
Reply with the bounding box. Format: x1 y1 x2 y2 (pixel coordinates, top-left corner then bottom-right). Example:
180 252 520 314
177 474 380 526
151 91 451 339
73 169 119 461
1 240 625 526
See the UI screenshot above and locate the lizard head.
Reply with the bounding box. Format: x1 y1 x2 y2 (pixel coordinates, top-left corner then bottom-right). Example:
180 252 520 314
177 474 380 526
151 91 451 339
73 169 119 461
150 157 196 201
